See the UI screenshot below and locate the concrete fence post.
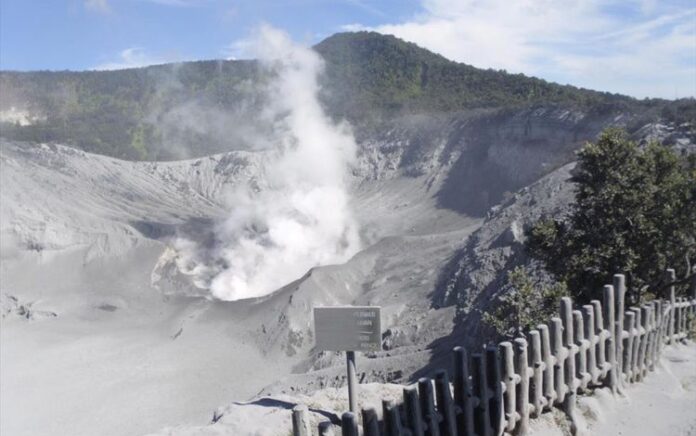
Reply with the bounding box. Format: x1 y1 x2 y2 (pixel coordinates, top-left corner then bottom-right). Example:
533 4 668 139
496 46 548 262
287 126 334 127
603 285 618 393
684 298 690 337
292 404 311 436
614 274 626 388
647 303 655 371
675 297 682 339
500 341 517 433
514 338 530 436
679 297 686 338
655 299 664 356
383 399 403 436
591 300 608 379
668 268 676 344
691 266 696 334
624 311 635 382
573 310 590 390
528 330 545 418
630 307 642 382
404 386 425 436
361 407 380 436
471 354 492 436
689 291 696 337
550 317 566 404
560 297 579 434
484 346 504 436
639 305 651 379
434 370 457 436
648 301 659 370
581 305 600 385
419 378 441 436
453 347 474 436
341 412 359 436
537 324 556 409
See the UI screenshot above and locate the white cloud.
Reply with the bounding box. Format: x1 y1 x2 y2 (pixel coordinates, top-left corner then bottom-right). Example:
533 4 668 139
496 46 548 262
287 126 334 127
356 0 696 98
84 0 110 14
93 47 173 70
221 39 252 61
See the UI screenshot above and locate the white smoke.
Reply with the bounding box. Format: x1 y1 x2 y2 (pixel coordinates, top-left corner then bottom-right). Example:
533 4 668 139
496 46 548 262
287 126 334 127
201 25 360 301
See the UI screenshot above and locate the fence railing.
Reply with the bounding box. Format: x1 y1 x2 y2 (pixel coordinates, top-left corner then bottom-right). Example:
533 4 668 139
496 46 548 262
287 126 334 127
292 269 696 436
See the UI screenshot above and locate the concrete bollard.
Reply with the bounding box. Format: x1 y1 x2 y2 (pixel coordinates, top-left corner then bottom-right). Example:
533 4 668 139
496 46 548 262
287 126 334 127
675 297 681 339
668 268 676 344
341 412 359 436
561 298 578 396
537 324 557 408
361 407 380 436
404 386 425 436
484 346 504 436
550 317 566 404
471 354 492 436
434 370 457 436
514 338 530 436
614 274 626 388
655 299 664 357
639 305 651 379
453 347 474 436
591 300 608 378
292 404 311 436
419 378 441 436
630 307 642 382
680 297 684 337
624 311 635 382
528 330 545 418
573 310 590 390
648 301 659 370
500 341 517 433
603 285 618 393
383 399 404 436
560 297 580 434
582 305 599 385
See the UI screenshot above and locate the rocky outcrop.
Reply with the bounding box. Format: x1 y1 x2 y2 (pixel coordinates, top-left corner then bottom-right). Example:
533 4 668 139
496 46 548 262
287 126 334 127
355 104 637 216
436 163 576 313
435 120 695 345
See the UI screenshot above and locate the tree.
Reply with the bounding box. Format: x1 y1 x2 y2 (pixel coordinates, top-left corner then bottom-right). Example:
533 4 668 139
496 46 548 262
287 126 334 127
483 266 567 339
527 128 696 304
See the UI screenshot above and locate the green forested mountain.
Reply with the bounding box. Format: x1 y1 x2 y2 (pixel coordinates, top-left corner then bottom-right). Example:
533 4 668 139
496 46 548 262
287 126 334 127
316 32 628 116
0 31 691 160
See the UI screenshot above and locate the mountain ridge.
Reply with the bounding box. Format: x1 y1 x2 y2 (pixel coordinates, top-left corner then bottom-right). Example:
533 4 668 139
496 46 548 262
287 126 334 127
2 31 691 161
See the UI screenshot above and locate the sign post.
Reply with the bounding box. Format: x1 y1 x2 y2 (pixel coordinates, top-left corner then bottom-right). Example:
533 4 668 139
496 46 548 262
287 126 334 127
314 306 381 413
346 350 357 413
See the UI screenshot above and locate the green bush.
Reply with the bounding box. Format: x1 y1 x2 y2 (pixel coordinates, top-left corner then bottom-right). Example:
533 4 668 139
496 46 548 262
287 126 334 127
527 128 696 304
482 266 567 339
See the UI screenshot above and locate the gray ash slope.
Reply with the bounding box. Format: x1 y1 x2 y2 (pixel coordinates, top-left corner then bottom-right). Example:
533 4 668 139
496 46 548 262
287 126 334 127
2 31 695 436
2 118 691 436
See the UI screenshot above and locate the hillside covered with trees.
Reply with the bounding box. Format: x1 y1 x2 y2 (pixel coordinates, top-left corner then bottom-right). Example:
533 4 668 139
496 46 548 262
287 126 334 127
1 32 693 160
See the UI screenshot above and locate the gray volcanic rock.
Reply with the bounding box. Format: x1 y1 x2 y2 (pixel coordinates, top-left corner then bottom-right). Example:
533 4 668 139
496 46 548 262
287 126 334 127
633 121 696 153
437 163 576 317
1 107 691 436
434 120 695 347
355 105 636 216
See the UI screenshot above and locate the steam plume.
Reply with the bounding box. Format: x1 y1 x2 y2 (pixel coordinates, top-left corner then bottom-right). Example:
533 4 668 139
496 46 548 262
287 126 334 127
202 25 360 301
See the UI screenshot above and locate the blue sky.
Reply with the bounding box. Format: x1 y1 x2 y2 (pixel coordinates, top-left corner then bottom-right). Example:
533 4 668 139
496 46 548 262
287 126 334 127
0 0 420 70
1 0 694 98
